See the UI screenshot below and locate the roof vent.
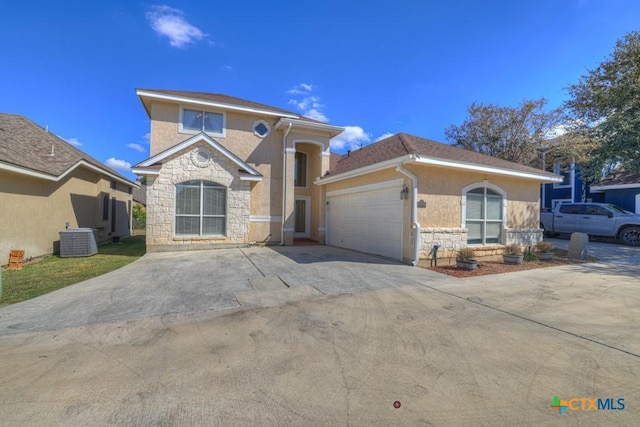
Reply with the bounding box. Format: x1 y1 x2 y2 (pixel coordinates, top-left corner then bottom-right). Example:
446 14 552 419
49 144 55 156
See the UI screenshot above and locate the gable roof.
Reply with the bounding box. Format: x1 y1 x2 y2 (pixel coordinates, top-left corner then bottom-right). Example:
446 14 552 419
0 113 136 186
323 132 560 183
132 132 263 181
590 166 640 191
136 88 323 124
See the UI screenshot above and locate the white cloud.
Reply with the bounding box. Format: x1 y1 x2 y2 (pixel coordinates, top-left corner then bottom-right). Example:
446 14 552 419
127 143 146 153
374 132 394 142
287 83 329 122
146 5 207 48
304 109 329 123
330 126 371 151
65 137 82 147
143 132 150 144
286 83 314 95
105 158 132 171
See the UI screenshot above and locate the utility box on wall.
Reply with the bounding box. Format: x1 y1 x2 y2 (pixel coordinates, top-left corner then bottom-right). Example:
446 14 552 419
59 228 98 257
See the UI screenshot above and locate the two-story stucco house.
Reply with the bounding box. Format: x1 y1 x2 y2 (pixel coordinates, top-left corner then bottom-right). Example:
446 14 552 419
133 89 561 264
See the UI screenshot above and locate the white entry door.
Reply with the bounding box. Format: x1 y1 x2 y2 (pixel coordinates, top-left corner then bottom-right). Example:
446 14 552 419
327 183 403 260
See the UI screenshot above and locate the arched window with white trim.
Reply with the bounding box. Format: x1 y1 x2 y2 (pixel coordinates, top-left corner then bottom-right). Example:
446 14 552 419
464 185 504 245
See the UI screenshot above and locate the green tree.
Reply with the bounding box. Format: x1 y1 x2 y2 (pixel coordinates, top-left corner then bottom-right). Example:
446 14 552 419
132 203 146 221
564 31 640 173
445 98 561 165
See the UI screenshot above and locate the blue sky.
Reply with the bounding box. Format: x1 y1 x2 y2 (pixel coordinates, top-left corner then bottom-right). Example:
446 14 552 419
1 1 639 181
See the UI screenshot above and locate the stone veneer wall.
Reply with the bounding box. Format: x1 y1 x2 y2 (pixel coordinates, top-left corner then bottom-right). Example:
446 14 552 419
419 227 543 261
505 228 543 247
146 143 251 251
419 228 468 260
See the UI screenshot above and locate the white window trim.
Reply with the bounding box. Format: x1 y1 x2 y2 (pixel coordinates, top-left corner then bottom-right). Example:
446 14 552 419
253 119 271 138
175 181 227 237
179 105 226 138
553 161 574 189
461 181 507 245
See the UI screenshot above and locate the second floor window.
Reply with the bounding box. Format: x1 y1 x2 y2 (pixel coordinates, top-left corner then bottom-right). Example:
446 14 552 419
294 152 307 187
181 108 224 135
554 161 572 188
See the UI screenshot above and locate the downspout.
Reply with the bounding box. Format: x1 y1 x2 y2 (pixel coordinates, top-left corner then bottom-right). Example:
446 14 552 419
396 161 420 266
280 122 293 245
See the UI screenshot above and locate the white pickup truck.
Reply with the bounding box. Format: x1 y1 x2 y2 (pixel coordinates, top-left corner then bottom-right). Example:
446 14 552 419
540 203 640 246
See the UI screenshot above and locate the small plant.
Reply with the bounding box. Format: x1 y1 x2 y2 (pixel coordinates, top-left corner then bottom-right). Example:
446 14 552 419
534 241 555 253
503 244 522 255
456 247 476 261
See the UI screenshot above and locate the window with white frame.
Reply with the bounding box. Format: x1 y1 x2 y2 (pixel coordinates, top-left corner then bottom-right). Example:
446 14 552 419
180 107 224 136
466 187 503 245
175 180 226 236
553 161 572 188
253 120 270 138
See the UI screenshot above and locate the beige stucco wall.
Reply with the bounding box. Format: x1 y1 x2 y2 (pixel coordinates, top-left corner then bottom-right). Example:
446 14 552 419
404 164 540 229
145 99 335 247
403 164 542 259
320 164 543 263
0 168 132 263
146 142 251 251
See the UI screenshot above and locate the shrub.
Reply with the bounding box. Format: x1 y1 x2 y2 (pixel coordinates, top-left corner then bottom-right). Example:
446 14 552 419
456 247 476 260
534 241 555 253
504 244 523 255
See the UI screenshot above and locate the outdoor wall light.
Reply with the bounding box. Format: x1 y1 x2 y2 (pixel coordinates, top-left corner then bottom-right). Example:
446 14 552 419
400 184 409 200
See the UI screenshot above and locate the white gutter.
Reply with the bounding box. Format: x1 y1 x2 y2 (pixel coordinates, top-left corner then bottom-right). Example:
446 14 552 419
590 183 640 192
412 156 562 183
275 118 344 137
136 90 300 119
280 122 293 245
396 162 420 266
316 155 414 185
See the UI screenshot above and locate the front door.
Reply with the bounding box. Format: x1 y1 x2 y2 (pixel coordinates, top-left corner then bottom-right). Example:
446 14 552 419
294 196 311 238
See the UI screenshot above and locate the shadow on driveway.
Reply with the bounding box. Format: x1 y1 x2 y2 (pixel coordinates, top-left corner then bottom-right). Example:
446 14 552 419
0 245 447 336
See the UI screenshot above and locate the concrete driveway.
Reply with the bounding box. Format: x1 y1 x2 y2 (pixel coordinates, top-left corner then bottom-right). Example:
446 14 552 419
0 245 446 336
546 235 640 266
1 256 638 425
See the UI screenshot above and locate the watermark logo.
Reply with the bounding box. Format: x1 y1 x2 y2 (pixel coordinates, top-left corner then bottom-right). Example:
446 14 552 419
550 396 625 414
550 396 568 414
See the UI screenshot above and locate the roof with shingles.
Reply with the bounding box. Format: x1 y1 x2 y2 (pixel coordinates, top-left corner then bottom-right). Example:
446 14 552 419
598 166 640 186
328 132 559 179
0 113 135 184
137 88 325 124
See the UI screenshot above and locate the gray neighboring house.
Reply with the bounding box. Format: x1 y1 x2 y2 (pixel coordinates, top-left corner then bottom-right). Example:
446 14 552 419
0 113 138 262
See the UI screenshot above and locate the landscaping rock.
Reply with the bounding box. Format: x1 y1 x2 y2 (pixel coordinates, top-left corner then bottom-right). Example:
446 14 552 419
568 233 589 260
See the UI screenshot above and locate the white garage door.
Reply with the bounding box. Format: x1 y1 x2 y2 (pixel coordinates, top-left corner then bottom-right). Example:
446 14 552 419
328 184 403 260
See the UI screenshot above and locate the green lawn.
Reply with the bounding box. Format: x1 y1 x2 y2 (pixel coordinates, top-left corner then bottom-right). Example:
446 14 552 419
1 235 146 306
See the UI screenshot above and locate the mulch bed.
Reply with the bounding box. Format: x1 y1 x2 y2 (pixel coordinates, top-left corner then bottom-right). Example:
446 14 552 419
427 256 591 278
